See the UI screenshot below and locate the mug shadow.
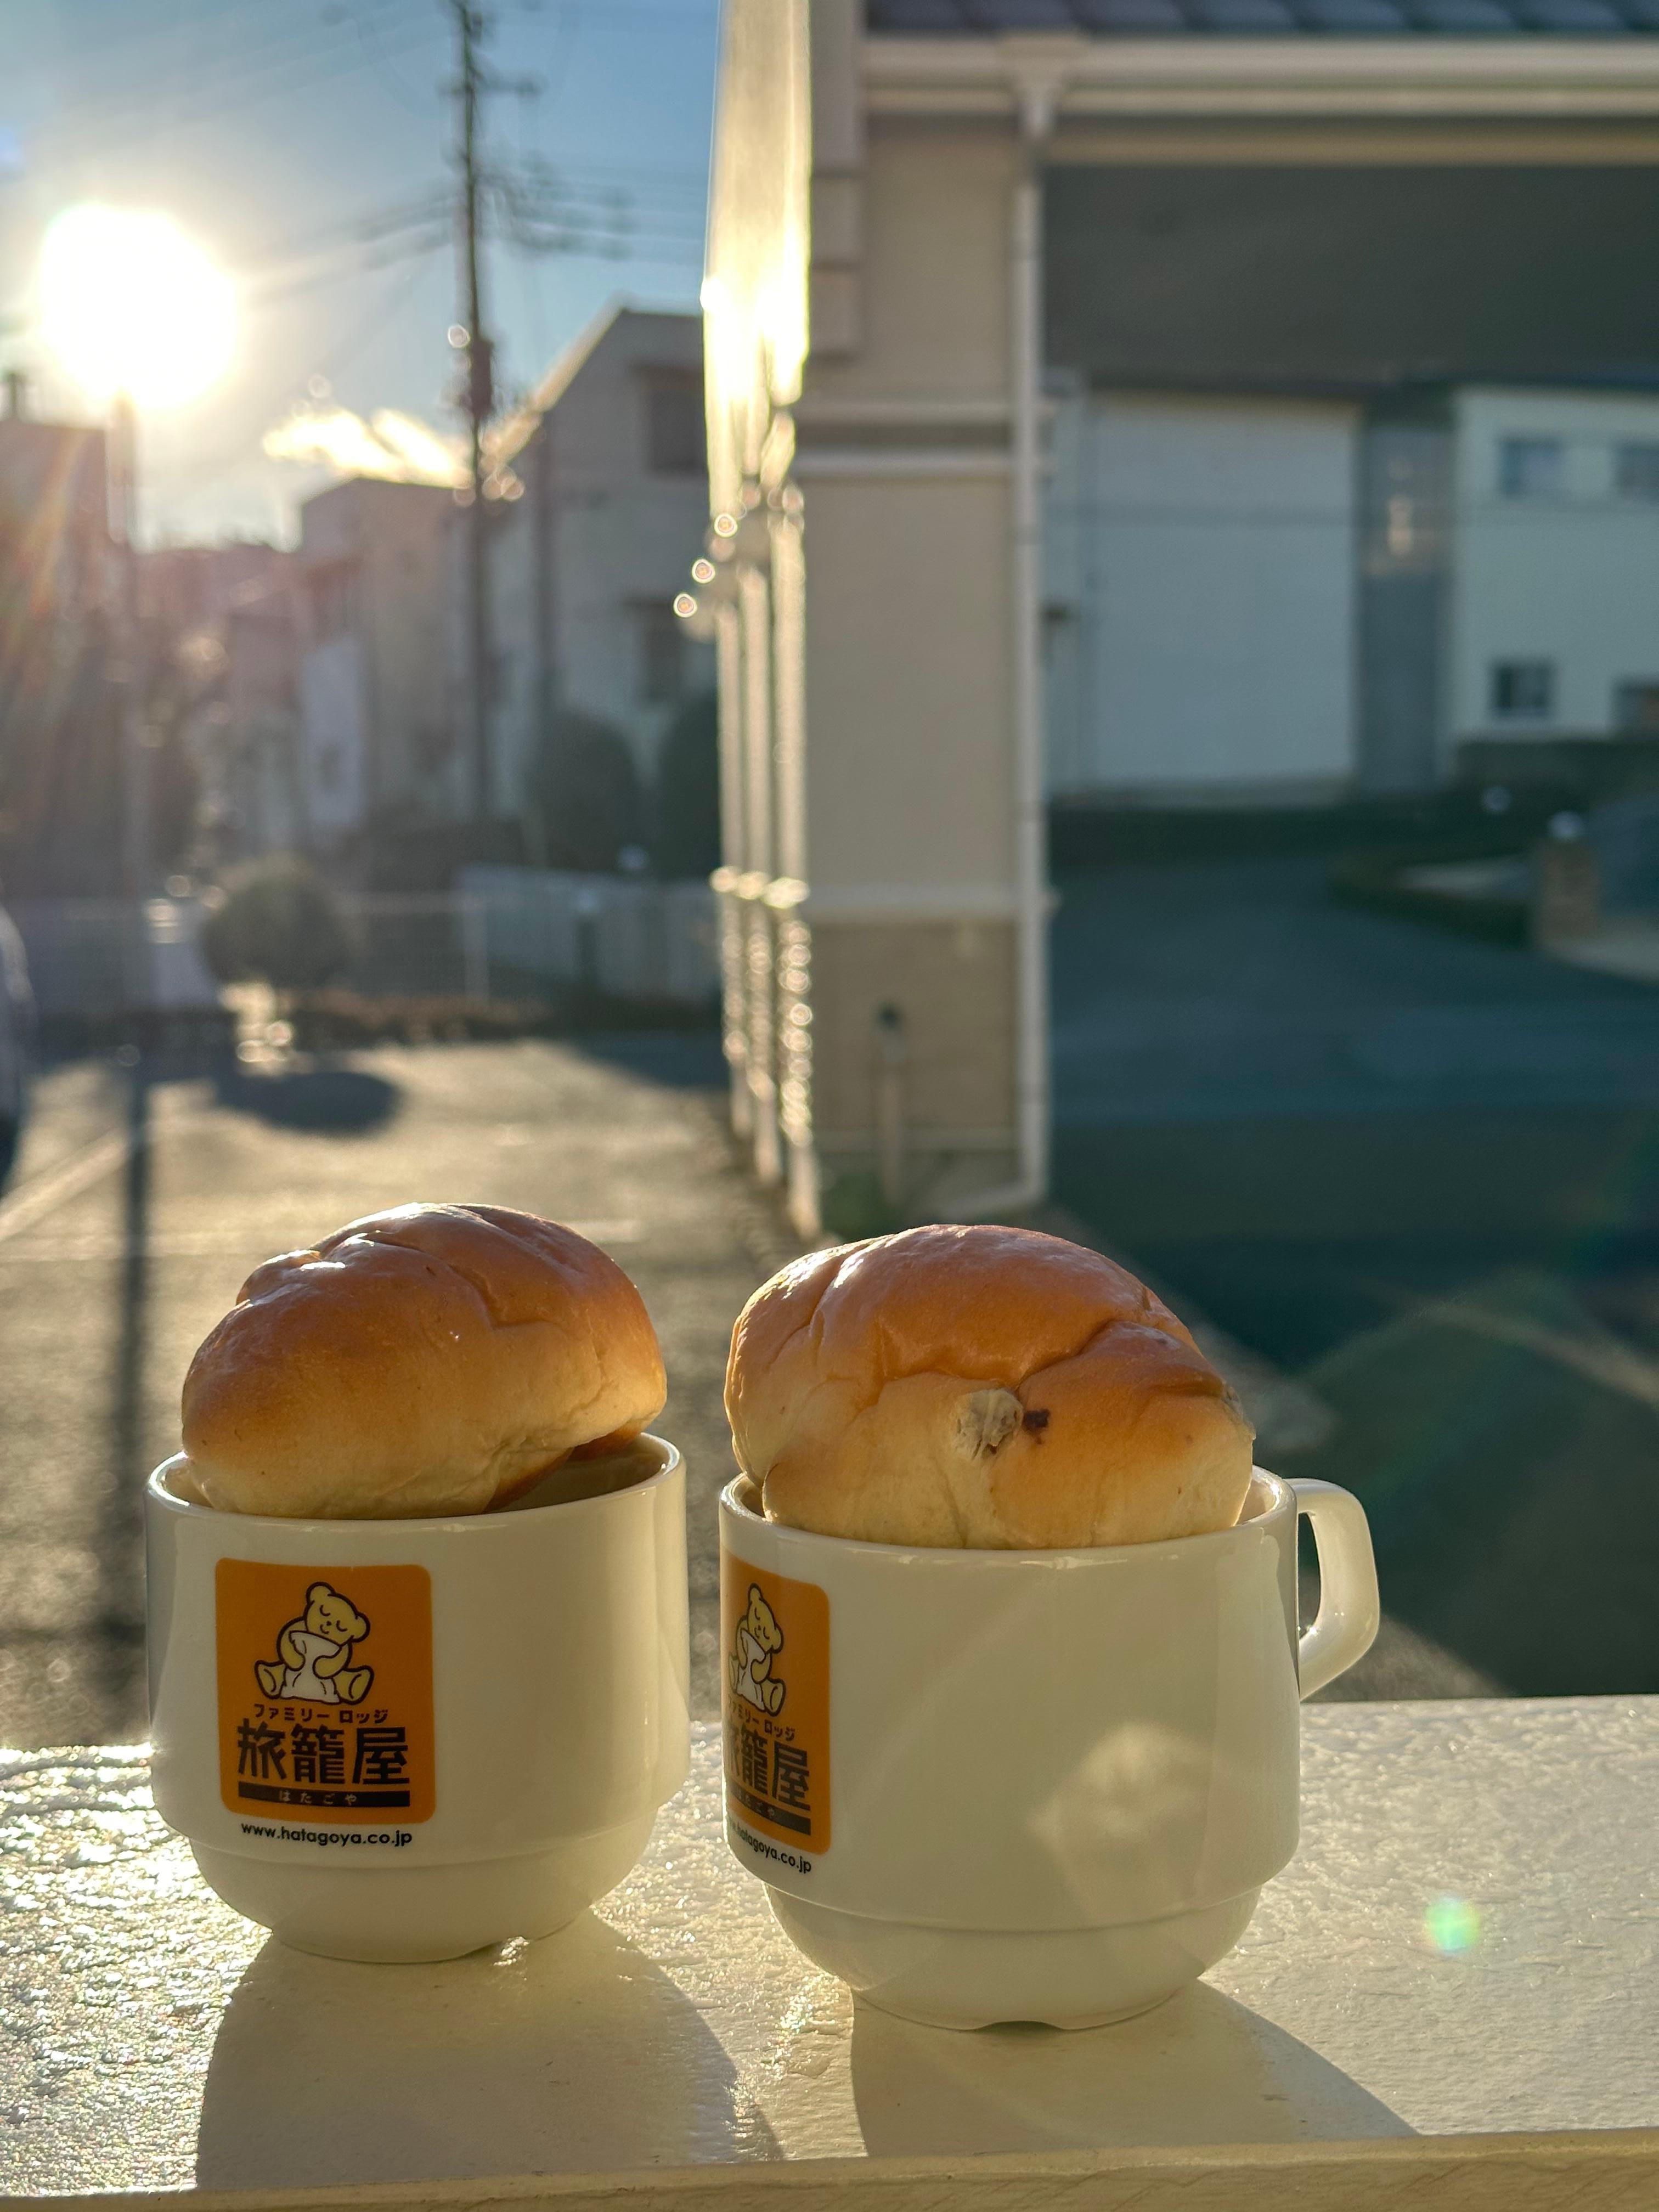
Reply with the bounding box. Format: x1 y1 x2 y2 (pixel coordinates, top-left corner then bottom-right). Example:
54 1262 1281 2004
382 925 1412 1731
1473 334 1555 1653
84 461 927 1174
196 1910 777 2188
850 1980 1413 2158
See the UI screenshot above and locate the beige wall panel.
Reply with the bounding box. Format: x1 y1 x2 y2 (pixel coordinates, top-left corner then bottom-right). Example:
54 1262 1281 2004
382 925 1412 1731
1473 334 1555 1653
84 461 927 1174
803 476 1014 890
806 125 1013 402
810 918 1017 1147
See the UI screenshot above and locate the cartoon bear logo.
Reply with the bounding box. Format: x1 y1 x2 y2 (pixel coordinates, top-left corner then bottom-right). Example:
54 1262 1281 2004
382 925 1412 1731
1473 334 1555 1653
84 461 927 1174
255 1582 373 1705
731 1584 785 1715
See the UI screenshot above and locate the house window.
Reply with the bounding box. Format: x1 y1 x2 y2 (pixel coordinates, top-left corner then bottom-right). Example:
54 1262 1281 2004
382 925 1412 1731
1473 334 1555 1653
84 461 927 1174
1491 661 1555 721
1497 437 1564 500
1615 443 1659 501
306 560 356 640
636 600 685 703
643 372 706 476
1615 680 1659 732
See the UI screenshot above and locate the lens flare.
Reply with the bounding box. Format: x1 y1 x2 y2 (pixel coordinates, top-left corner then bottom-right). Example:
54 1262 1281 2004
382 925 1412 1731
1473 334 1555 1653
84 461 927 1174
262 404 463 487
40 205 234 409
1423 1894 1482 1955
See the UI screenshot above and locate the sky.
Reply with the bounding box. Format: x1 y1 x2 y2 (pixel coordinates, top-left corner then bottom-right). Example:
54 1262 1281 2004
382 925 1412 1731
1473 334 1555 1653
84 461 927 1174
0 0 720 546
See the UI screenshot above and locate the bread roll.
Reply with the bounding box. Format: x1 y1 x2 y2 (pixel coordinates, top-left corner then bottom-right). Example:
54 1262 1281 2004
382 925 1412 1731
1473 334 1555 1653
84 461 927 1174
725 1224 1252 1549
180 1203 665 1517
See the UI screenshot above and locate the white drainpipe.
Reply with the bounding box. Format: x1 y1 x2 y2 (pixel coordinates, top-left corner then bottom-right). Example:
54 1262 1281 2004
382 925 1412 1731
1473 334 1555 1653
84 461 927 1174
952 61 1061 1223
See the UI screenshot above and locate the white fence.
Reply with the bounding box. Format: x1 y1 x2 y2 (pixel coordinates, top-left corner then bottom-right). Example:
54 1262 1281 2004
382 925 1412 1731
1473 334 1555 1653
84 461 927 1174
458 867 718 1007
12 872 717 1019
13 900 222 1019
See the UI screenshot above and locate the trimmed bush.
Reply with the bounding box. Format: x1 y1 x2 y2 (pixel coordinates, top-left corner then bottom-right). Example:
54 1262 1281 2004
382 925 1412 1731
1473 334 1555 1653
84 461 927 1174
650 691 720 881
526 711 644 873
201 854 354 992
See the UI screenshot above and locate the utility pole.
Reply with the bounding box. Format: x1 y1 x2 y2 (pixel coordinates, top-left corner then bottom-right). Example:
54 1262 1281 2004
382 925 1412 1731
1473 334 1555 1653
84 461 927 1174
451 0 495 826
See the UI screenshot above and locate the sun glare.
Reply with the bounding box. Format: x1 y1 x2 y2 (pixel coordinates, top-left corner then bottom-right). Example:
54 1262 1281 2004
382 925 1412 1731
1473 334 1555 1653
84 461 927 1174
40 206 234 410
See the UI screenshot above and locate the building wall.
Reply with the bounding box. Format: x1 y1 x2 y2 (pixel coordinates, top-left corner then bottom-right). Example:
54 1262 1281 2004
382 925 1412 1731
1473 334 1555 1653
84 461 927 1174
298 637 366 838
298 478 453 838
802 472 1013 894
790 117 1026 1216
810 918 1016 1158
0 418 115 895
364 489 453 815
1357 411 1451 795
1448 386 1659 748
805 123 1013 405
1045 392 1359 802
0 419 107 623
219 593 305 859
706 10 1073 1226
484 308 715 825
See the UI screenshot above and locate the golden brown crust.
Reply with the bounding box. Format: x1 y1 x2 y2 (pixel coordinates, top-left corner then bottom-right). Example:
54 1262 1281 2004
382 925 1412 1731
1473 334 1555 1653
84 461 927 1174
725 1224 1252 1549
181 1203 664 1518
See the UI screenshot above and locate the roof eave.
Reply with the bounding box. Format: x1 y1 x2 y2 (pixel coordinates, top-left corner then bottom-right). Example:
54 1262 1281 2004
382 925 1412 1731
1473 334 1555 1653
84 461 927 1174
863 32 1659 120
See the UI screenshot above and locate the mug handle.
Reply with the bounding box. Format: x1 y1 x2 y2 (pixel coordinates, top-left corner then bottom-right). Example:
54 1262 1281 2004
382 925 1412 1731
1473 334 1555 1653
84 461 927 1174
1290 1479 1381 1699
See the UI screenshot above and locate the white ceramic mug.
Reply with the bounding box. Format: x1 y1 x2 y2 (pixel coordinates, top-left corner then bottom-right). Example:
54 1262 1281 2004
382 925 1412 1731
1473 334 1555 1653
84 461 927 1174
147 1437 690 1962
719 1469 1377 2029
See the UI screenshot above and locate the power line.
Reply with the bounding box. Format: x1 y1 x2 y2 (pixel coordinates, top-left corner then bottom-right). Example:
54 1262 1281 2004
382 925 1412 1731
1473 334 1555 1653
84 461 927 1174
350 0 444 117
27 9 444 165
240 162 702 280
241 225 453 310
24 0 411 68
34 0 417 132
26 0 715 163
244 188 455 273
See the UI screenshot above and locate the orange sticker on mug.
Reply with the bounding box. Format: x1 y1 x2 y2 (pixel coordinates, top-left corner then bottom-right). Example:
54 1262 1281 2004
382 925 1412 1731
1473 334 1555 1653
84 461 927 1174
721 1556 830 1854
216 1561 435 1823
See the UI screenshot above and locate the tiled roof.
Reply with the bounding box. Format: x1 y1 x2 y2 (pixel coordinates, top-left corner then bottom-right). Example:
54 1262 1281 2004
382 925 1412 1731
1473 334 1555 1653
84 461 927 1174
867 0 1659 32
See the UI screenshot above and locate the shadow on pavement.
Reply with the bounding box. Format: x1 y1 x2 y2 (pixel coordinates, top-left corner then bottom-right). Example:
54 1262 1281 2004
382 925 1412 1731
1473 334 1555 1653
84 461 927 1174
214 1062 402 1133
1277 1264 1659 1697
101 1063 150 1728
566 1027 725 1091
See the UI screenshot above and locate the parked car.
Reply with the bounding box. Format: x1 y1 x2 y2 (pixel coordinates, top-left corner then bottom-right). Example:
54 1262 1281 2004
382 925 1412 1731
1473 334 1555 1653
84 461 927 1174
0 904 33 1186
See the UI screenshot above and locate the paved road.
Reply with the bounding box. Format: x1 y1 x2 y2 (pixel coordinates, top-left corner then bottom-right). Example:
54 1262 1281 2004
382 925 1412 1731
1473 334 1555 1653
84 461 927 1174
1053 858 1659 1697
0 1035 792 1750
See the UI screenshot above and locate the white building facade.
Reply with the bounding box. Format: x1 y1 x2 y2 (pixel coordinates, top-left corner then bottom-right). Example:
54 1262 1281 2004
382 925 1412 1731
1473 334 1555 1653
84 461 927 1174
1045 391 1360 806
1043 383 1659 809
1448 388 1659 750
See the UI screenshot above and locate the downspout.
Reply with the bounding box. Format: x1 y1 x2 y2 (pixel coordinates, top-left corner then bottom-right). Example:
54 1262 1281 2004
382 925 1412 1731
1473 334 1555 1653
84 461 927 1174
953 59 1062 1221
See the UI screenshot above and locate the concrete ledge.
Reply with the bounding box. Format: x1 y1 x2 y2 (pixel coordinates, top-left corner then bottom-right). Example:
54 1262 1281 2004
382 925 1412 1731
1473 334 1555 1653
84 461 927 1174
4 1705 1655 2201
30 2132 1659 2212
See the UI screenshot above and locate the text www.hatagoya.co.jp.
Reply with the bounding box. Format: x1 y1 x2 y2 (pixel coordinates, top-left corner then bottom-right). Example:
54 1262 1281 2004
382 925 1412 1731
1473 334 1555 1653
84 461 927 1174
239 1820 412 1848
730 1817 812 1876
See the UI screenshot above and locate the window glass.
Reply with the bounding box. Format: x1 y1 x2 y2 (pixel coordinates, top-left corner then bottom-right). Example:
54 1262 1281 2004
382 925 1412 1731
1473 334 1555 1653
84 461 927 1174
1615 680 1659 731
636 600 685 702
644 374 707 476
1615 442 1659 500
1497 436 1564 498
1491 659 1555 718
307 562 355 641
